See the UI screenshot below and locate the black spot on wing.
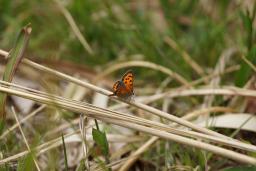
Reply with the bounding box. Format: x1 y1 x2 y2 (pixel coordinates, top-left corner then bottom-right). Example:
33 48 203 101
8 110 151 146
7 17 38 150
121 70 133 81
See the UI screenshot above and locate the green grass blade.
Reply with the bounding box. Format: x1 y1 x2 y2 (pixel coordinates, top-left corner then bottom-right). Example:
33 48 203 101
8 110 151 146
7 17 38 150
92 128 109 157
0 24 32 121
235 47 256 86
17 152 35 171
62 133 69 171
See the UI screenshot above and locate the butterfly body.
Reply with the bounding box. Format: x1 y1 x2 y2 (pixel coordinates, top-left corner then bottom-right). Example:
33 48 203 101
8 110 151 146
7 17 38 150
110 70 134 99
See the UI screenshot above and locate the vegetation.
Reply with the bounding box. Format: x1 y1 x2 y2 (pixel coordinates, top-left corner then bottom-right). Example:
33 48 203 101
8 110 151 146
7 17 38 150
0 0 256 170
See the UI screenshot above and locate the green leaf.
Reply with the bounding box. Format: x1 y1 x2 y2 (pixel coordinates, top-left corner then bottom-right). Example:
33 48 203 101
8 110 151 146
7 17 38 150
92 128 109 156
222 166 256 171
0 23 32 121
17 152 35 171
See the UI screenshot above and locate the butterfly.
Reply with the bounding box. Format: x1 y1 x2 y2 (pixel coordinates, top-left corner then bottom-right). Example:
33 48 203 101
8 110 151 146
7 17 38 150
109 70 134 98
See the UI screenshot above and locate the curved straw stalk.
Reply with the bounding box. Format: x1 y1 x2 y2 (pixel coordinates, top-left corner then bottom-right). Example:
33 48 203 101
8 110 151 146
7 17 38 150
0 50 255 164
105 65 239 111
93 60 189 85
20 59 233 140
0 50 239 140
131 85 255 106
0 83 256 164
0 82 247 149
1 81 254 153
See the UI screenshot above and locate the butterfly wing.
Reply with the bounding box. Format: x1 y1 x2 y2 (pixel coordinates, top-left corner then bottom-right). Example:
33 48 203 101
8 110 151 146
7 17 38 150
121 70 134 94
112 81 121 94
110 70 134 98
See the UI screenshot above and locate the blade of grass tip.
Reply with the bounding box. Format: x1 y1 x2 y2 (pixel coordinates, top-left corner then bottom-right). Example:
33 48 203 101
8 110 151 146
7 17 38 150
0 24 32 121
62 134 69 171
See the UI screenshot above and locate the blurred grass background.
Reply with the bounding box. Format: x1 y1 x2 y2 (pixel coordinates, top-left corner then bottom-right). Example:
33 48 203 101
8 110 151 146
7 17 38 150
0 0 251 80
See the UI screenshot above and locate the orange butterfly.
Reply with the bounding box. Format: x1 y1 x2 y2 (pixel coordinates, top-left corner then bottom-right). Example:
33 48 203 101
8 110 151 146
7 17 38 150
109 70 134 98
